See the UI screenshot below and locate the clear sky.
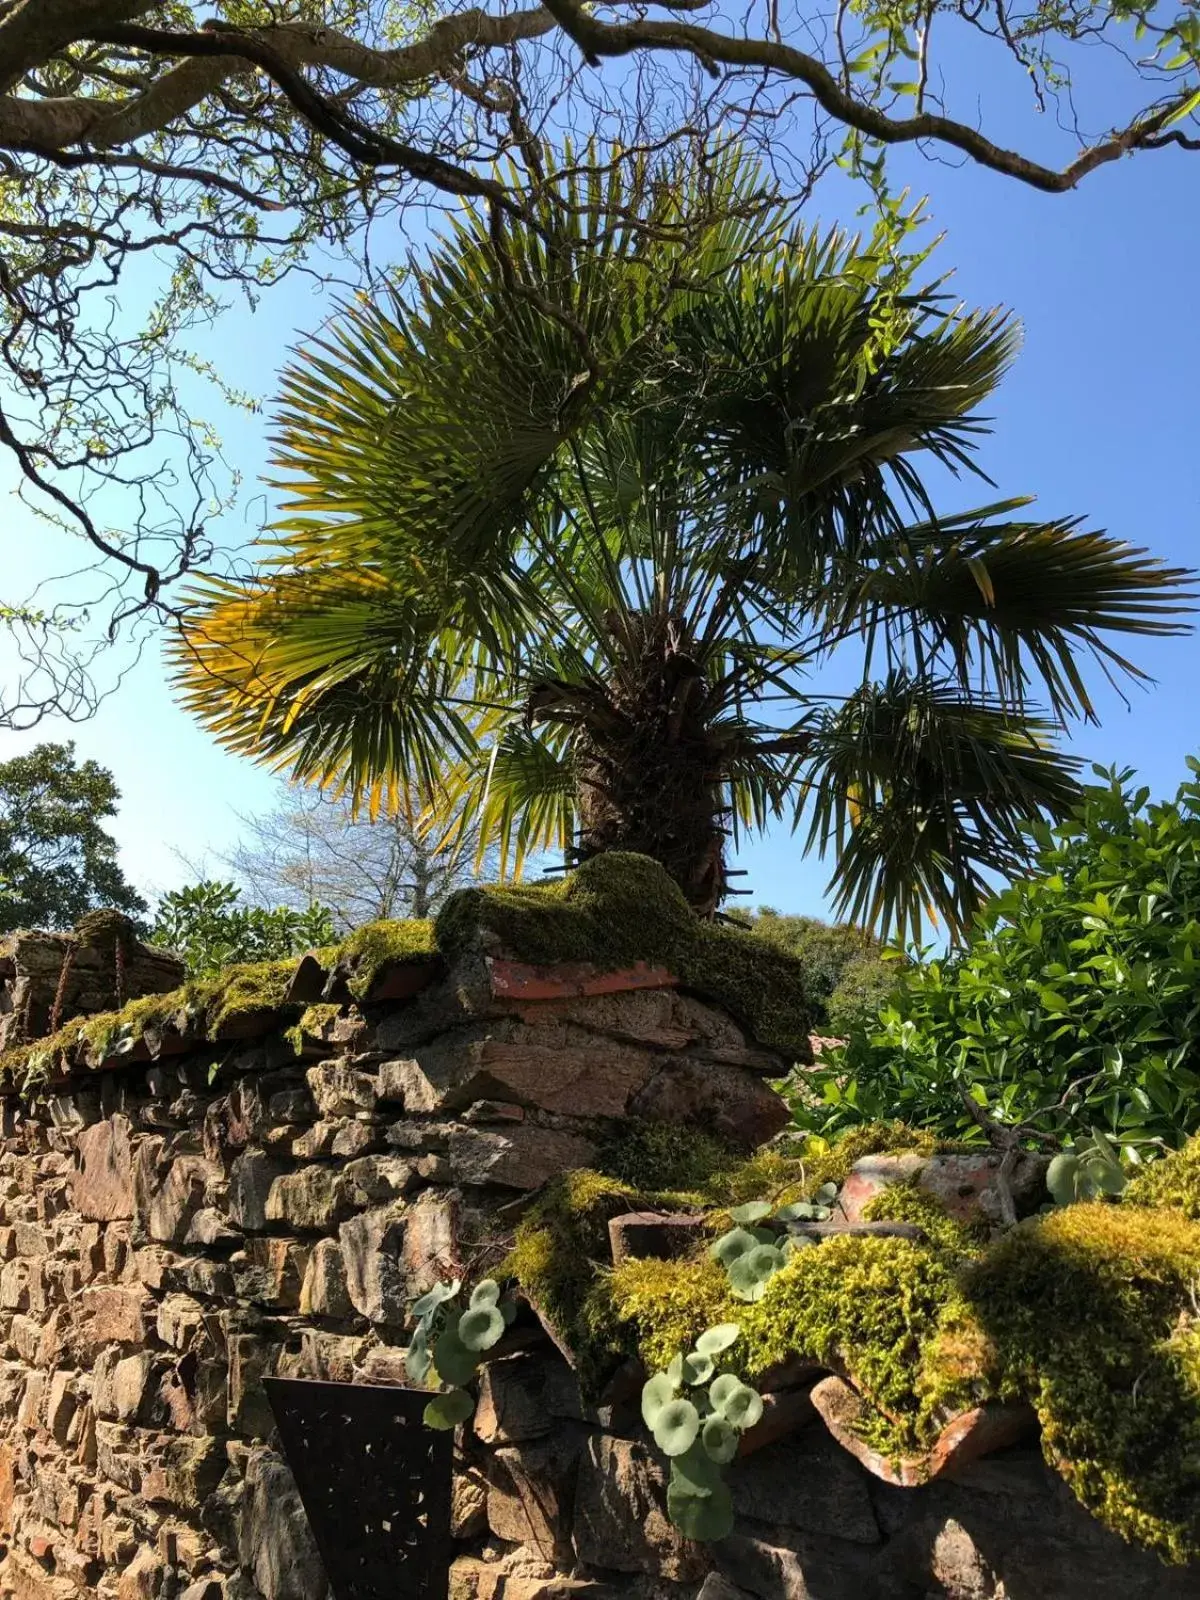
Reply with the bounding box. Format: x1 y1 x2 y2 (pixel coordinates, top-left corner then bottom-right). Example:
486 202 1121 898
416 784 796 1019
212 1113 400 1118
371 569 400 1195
1 43 1198 920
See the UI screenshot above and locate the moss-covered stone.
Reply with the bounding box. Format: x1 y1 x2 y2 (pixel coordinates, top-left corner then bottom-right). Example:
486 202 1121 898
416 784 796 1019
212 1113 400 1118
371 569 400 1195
1125 1134 1200 1219
956 1203 1200 1565
436 853 816 1056
863 1178 989 1256
609 1255 733 1373
334 919 437 999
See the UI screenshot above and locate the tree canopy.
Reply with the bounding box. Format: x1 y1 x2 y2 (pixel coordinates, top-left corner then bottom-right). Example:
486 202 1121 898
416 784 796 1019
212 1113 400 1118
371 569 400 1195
2 0 1196 725
171 148 1193 937
0 741 146 932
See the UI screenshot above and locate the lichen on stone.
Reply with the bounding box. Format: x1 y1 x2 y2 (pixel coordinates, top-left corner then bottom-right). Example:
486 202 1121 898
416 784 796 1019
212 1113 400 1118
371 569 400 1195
435 852 817 1056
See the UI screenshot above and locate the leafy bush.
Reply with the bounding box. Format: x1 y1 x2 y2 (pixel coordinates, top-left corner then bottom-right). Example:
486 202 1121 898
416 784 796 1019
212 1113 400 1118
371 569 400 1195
794 764 1200 1152
745 910 897 1035
151 879 336 978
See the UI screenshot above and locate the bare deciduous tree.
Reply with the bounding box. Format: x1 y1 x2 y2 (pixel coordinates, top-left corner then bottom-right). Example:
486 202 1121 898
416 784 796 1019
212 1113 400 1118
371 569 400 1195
224 783 494 928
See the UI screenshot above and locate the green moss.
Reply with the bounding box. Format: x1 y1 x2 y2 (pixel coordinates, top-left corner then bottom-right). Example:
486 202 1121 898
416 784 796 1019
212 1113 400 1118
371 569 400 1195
1125 1134 1200 1219
957 1203 1200 1565
436 852 816 1055
335 919 437 999
610 1256 735 1372
738 1234 967 1453
503 1170 644 1393
863 1179 989 1256
593 1121 740 1193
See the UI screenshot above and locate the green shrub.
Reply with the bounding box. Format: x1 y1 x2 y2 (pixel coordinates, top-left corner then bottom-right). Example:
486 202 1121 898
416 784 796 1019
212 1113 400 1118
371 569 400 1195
795 763 1200 1151
744 910 897 1033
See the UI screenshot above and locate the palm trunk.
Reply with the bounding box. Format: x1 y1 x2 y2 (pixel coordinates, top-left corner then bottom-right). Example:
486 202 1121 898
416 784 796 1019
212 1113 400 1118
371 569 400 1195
567 618 729 917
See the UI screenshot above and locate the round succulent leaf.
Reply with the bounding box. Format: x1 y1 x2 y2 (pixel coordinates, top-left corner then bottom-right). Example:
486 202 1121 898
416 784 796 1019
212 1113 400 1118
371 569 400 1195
709 1373 743 1416
814 1182 839 1203
710 1227 758 1266
781 1236 817 1259
671 1442 723 1495
667 1479 735 1541
457 1305 505 1353
641 1371 677 1429
775 1201 829 1222
722 1383 765 1431
701 1416 739 1464
653 1398 701 1457
423 1388 475 1430
411 1280 460 1320
405 1329 432 1385
433 1329 479 1388
666 1352 685 1385
469 1279 501 1309
680 1351 714 1386
729 1201 773 1225
727 1256 769 1302
695 1324 741 1358
1046 1153 1081 1206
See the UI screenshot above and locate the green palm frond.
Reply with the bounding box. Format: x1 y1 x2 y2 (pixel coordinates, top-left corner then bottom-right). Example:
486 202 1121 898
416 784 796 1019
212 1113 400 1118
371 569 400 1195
173 138 1194 937
800 674 1083 939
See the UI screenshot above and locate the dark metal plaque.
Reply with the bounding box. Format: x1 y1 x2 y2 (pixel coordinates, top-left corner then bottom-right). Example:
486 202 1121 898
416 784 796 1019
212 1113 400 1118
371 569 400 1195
263 1376 453 1600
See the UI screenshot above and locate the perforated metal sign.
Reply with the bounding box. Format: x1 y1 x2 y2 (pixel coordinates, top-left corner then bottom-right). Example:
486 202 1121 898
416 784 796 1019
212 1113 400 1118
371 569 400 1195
264 1377 453 1600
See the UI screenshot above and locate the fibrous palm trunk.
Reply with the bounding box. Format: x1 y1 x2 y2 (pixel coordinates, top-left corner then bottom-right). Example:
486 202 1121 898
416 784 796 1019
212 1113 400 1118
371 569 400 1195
563 616 730 917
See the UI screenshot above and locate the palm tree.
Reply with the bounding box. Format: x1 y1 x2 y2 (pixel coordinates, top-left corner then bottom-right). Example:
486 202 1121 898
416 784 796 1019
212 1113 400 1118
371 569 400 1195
172 148 1192 939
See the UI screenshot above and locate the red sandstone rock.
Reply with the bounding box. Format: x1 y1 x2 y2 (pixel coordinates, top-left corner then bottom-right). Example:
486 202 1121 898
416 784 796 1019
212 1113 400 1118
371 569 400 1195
809 1374 1036 1487
487 957 679 1002
72 1116 135 1222
835 1153 929 1223
607 1210 707 1265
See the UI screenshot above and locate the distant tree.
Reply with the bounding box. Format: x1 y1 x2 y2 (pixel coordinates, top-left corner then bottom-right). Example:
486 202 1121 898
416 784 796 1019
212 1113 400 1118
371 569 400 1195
746 908 898 1036
0 742 145 933
150 879 336 978
225 785 494 932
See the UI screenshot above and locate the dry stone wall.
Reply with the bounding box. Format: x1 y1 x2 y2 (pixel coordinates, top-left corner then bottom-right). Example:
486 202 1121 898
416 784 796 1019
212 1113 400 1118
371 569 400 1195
0 945 791 1600
0 929 1195 1600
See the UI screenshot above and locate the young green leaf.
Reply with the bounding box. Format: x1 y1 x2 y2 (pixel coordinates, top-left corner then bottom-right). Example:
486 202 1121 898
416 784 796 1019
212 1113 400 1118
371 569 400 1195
423 1388 475 1430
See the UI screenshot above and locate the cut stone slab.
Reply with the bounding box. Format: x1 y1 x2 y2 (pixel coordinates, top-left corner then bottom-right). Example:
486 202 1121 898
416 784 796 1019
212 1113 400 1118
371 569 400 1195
607 1211 707 1265
810 1376 1036 1488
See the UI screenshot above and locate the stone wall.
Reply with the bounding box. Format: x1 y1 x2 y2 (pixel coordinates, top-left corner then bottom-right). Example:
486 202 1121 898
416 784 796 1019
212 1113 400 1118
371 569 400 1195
0 926 1195 1600
0 943 789 1600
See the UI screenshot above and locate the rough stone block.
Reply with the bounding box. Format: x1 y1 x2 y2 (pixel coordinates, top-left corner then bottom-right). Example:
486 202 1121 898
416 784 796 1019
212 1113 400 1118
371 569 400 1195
607 1211 707 1265
342 1154 416 1207
630 1058 789 1152
306 1061 379 1117
729 1433 879 1544
488 1428 588 1563
572 1434 708 1582
227 1151 286 1232
265 1166 352 1231
73 1285 150 1358
236 1447 327 1600
134 1142 228 1245
72 1115 136 1222
339 1206 407 1324
448 1126 596 1191
401 1191 458 1292
299 1238 354 1320
474 1352 583 1444
239 1237 310 1310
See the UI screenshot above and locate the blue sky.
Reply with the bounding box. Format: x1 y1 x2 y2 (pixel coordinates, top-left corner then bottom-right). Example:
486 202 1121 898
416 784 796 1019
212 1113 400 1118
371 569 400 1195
1 46 1198 920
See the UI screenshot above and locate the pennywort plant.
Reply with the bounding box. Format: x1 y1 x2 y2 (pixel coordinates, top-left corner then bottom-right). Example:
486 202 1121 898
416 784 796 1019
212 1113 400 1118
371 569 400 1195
405 1277 517 1429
